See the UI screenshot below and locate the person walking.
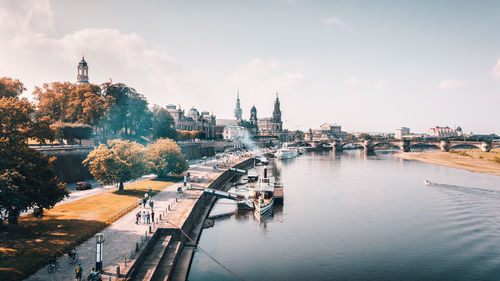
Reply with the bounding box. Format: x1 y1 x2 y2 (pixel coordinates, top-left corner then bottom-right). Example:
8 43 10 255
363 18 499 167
149 200 154 209
135 211 140 224
148 186 152 196
151 210 155 223
138 197 142 207
142 211 146 224
146 212 151 224
75 263 83 281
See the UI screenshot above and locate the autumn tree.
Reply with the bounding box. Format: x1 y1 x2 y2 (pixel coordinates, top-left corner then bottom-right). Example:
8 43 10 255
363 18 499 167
0 80 67 225
83 139 148 190
147 138 188 177
152 105 177 140
33 82 106 126
0 77 25 98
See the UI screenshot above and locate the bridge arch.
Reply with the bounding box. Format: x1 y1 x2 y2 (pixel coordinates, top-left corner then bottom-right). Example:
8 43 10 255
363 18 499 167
372 142 401 150
449 144 481 150
409 143 440 151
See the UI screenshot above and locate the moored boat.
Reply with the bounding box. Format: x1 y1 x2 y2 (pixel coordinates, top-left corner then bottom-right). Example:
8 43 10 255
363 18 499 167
276 147 298 160
253 169 276 219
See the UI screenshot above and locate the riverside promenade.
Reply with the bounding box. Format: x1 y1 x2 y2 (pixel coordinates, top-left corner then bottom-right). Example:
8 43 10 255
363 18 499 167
25 153 253 281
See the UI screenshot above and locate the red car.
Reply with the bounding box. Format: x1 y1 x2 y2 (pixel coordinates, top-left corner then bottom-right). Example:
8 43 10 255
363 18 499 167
76 182 92 190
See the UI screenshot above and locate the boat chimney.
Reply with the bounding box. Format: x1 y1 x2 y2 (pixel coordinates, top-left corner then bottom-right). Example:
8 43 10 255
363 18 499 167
264 167 268 179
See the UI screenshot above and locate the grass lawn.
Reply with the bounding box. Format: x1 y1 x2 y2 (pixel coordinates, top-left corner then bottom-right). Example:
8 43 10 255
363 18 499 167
0 176 180 280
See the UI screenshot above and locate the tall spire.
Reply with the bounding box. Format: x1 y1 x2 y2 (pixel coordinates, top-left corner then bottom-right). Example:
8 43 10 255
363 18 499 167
234 89 243 120
272 92 281 123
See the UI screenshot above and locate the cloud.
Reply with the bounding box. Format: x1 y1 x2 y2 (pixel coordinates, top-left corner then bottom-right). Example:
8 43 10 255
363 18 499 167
492 57 500 79
321 17 344 28
438 79 468 91
345 76 361 87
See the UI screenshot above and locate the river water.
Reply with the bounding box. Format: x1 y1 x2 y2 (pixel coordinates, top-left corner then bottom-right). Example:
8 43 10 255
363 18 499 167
188 150 500 281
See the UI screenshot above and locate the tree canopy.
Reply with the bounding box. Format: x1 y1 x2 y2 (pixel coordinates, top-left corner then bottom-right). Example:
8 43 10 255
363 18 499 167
152 105 177 140
0 80 67 226
83 139 148 190
0 77 25 99
147 138 188 177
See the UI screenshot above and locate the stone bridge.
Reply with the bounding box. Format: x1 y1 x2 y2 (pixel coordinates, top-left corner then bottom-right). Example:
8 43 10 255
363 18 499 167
299 139 500 153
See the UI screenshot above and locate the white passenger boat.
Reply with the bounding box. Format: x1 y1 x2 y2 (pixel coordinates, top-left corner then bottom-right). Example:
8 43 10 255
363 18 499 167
253 171 276 219
276 148 298 160
423 180 432 185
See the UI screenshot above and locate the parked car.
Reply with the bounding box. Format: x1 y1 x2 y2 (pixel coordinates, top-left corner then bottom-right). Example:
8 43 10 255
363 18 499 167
75 182 92 190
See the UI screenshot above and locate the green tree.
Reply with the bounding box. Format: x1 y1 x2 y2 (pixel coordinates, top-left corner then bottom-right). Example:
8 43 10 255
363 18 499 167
147 138 188 177
152 105 177 140
100 83 152 139
83 139 148 190
358 133 373 140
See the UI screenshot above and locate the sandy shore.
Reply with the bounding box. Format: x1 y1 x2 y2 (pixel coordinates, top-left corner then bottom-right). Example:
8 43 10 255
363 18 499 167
394 151 500 176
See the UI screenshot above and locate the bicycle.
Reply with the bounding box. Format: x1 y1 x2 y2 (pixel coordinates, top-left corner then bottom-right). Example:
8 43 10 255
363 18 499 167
68 252 79 264
47 261 59 273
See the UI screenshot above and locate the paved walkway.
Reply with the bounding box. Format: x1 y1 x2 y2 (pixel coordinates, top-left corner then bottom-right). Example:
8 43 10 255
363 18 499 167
25 154 251 281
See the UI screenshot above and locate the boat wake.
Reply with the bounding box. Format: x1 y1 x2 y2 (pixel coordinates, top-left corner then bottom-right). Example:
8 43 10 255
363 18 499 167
425 181 500 198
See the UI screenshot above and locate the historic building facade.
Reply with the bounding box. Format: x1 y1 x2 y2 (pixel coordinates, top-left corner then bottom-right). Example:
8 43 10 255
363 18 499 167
165 104 216 139
231 92 285 141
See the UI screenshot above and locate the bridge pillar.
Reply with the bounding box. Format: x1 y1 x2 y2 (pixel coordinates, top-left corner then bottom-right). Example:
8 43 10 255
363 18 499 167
400 139 411 153
440 140 450 152
363 140 374 153
481 141 492 152
332 140 343 152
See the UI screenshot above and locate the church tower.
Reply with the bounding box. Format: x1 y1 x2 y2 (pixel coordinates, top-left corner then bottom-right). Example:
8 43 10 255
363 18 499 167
250 105 258 126
272 93 283 132
234 90 243 121
77 55 89 85
272 93 282 123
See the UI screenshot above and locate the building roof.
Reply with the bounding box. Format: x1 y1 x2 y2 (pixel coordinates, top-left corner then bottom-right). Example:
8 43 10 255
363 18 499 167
216 119 238 126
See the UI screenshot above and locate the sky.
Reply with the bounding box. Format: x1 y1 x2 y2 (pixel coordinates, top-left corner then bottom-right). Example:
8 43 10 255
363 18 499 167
1 0 499 134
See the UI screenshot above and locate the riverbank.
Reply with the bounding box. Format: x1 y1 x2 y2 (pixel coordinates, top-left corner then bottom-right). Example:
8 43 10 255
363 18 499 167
394 150 500 176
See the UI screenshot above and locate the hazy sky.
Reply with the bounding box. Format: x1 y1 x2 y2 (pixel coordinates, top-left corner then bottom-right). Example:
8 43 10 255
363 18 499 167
1 0 499 134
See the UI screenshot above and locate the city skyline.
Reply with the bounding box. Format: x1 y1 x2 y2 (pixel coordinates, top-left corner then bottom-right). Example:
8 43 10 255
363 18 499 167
1 0 499 134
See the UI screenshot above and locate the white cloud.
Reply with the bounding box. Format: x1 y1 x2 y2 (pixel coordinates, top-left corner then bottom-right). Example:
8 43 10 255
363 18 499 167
438 79 468 91
492 57 500 79
345 76 361 87
321 17 344 28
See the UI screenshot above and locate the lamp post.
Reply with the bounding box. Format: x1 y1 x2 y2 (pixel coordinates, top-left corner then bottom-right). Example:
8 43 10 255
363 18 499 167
95 233 104 271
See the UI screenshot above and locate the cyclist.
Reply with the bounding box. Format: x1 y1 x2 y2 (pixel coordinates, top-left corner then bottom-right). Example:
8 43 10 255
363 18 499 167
49 255 57 266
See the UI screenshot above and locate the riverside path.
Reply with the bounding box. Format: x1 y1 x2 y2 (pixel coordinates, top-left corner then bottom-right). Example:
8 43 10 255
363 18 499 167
25 152 253 281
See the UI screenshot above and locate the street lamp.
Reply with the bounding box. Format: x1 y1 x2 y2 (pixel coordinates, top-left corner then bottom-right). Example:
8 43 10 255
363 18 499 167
95 233 105 271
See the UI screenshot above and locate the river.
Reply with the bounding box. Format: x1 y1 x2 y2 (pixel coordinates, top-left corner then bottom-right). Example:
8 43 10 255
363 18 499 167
188 150 500 281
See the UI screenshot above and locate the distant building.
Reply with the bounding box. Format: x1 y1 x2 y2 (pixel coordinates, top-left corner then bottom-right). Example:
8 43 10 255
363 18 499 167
223 126 249 141
76 56 89 85
305 123 347 141
395 127 410 139
257 94 283 136
234 91 243 121
215 119 239 140
427 126 462 137
165 104 216 139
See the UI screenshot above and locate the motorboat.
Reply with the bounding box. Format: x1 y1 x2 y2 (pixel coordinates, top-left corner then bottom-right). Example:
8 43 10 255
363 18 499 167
423 180 432 185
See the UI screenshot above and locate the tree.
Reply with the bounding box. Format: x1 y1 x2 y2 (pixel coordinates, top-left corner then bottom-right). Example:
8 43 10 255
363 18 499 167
33 82 106 126
83 139 148 190
0 85 67 225
152 105 177 140
147 138 188 177
0 77 25 98
358 133 373 140
100 83 152 139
